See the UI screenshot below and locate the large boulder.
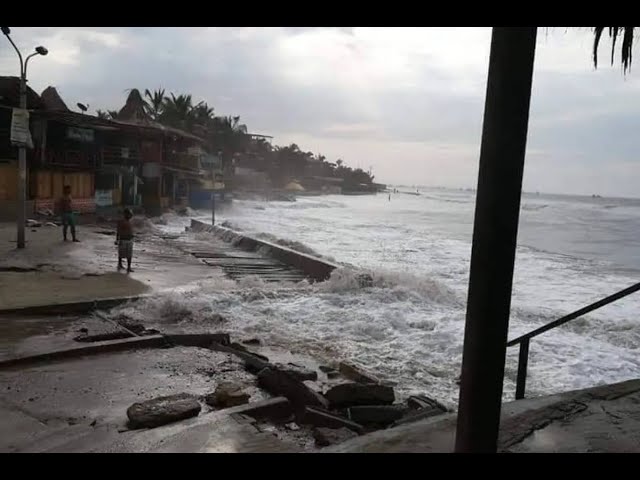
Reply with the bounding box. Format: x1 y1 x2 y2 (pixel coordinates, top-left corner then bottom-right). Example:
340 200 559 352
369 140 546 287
324 382 394 409
126 393 201 429
205 382 250 409
257 368 328 409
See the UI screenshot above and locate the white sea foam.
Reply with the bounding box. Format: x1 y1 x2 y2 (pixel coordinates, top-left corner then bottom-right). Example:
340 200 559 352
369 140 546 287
143 190 640 407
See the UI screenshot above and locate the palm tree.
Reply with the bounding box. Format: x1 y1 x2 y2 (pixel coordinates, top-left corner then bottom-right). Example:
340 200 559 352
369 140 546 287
160 93 194 129
192 101 215 127
144 88 165 120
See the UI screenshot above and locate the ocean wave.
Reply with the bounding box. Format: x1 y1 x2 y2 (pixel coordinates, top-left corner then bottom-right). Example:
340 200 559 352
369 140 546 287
420 194 473 204
521 204 548 211
317 267 463 307
255 232 322 257
280 200 346 210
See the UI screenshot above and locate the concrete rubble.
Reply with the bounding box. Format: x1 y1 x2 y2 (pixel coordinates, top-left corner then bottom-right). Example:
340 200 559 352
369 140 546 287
205 382 251 409
324 382 395 408
127 393 202 429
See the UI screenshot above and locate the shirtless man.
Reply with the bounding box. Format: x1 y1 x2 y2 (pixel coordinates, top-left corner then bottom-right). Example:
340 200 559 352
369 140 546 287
58 185 79 242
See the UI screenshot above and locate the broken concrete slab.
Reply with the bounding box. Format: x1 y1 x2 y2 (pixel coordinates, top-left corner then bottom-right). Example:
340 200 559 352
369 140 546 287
126 393 202 429
257 368 328 409
313 427 358 447
165 333 230 348
298 406 363 434
0 335 167 370
391 407 445 427
227 397 293 422
324 382 395 409
347 405 408 427
208 342 272 373
338 362 381 384
205 382 250 409
275 362 318 382
0 295 148 317
229 342 248 352
407 395 449 412
74 331 133 343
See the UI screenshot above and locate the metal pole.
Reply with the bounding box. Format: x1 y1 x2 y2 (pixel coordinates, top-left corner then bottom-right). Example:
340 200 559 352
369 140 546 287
515 338 530 400
17 73 27 249
211 191 215 225
455 27 537 453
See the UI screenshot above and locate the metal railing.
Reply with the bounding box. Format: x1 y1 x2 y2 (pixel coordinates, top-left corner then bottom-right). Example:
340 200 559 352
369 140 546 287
506 281 640 400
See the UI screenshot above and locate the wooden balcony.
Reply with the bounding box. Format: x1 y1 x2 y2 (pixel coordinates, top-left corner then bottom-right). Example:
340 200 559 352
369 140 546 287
164 151 201 172
101 145 140 166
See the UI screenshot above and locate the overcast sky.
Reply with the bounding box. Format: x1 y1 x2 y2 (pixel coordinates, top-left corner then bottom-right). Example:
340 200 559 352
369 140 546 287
2 27 639 197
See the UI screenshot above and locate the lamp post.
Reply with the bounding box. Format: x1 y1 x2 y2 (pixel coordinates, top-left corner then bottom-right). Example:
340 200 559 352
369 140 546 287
2 27 48 249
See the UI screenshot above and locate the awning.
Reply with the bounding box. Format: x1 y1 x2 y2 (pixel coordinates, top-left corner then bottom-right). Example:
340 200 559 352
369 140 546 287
162 165 205 178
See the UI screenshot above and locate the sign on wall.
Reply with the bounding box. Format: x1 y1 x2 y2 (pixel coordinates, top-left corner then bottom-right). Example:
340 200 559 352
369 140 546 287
66 127 95 143
95 189 113 207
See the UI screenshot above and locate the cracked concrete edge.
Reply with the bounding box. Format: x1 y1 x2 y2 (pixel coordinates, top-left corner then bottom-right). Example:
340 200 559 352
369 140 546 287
498 379 640 451
0 294 151 317
0 335 168 370
0 332 243 370
498 400 589 450
325 378 640 453
164 333 230 348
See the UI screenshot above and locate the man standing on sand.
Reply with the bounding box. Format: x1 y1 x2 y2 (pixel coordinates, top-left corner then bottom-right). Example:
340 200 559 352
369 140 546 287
58 185 79 242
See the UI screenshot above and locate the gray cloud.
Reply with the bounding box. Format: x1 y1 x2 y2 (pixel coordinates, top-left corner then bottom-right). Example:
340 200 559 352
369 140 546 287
2 27 639 196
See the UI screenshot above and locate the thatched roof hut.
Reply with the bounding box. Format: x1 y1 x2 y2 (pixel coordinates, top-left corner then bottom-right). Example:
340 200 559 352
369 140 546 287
40 86 69 111
113 88 204 143
117 88 149 123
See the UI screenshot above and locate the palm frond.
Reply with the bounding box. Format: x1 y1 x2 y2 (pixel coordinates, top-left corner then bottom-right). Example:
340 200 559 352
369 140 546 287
593 26 636 73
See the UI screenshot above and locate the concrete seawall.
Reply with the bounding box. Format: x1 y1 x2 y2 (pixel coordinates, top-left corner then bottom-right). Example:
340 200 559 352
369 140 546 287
190 219 340 282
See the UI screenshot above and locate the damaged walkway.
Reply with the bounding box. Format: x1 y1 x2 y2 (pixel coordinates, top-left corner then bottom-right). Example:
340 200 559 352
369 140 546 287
325 379 640 453
0 217 316 312
0 345 300 453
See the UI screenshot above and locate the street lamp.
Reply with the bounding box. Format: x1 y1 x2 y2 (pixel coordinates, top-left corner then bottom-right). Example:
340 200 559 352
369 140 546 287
2 27 48 249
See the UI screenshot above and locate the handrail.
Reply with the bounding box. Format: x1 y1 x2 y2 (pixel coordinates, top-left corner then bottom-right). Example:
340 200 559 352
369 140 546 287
506 280 640 399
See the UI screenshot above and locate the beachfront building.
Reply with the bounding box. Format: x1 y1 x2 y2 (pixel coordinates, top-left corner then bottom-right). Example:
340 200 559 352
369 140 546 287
114 90 206 215
30 87 153 215
0 77 43 220
0 80 208 219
